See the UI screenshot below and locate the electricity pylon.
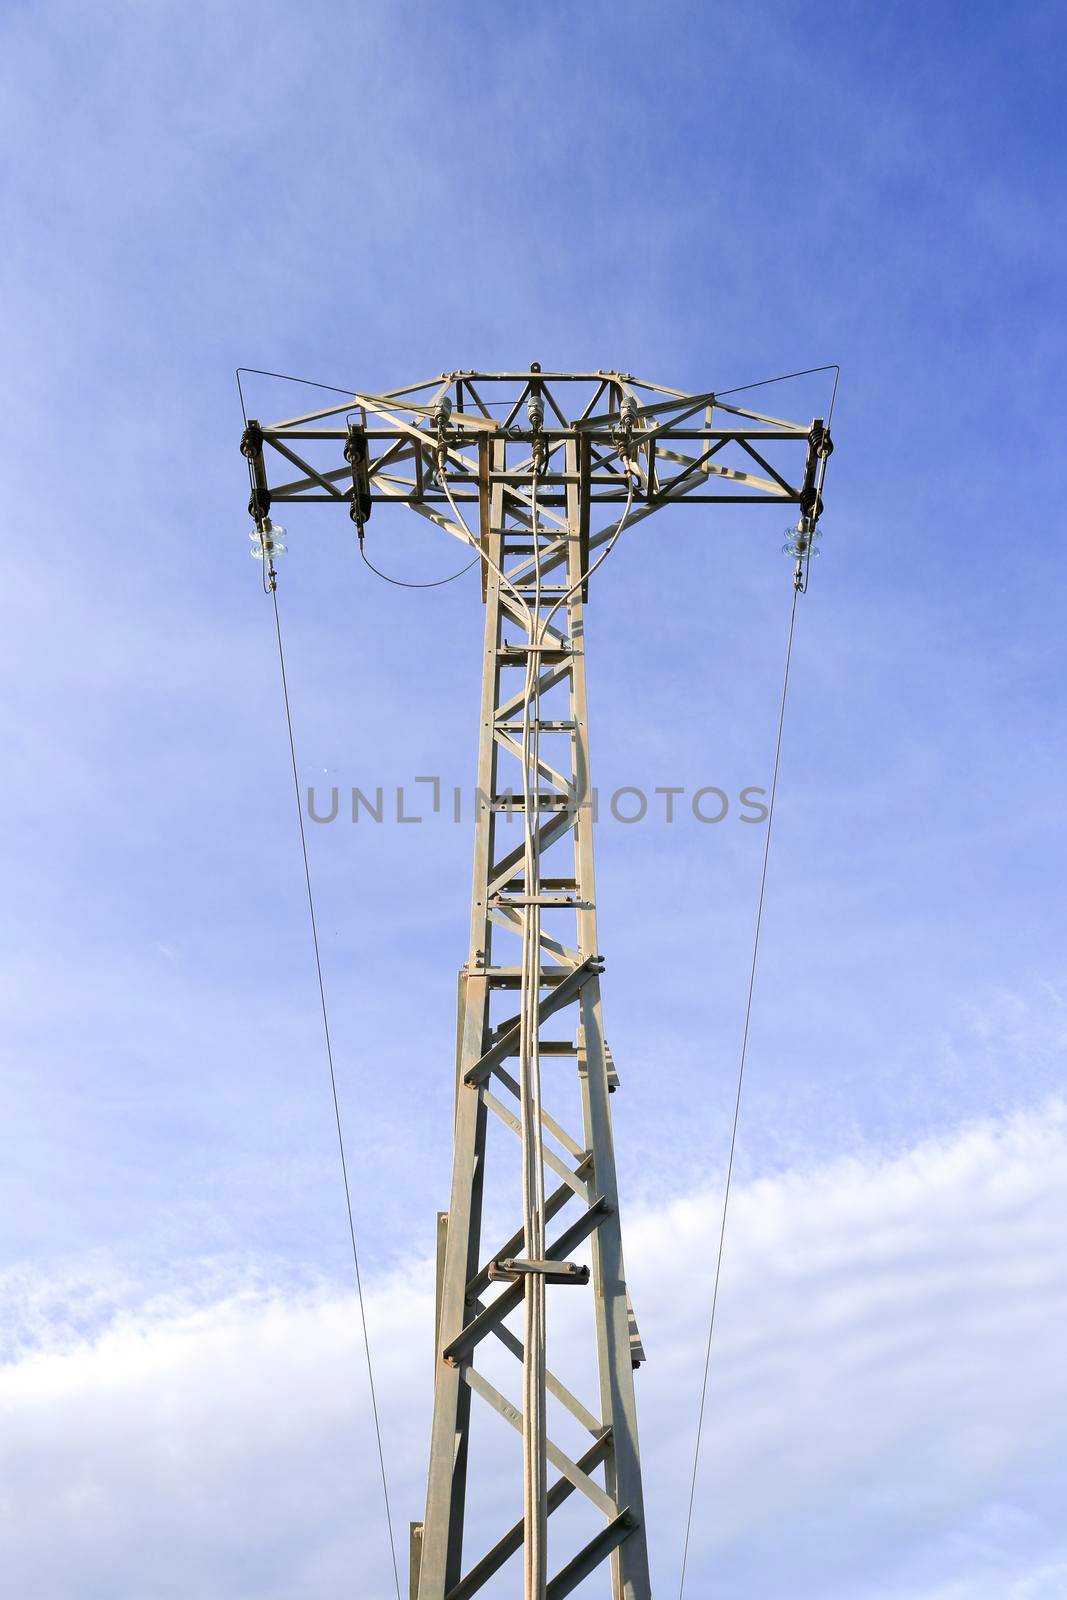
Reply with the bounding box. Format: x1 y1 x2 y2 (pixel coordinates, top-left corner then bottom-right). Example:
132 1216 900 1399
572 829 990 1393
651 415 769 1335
239 369 832 1600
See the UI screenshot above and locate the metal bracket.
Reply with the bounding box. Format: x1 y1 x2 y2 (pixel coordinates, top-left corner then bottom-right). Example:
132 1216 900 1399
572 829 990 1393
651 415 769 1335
487 1258 590 1285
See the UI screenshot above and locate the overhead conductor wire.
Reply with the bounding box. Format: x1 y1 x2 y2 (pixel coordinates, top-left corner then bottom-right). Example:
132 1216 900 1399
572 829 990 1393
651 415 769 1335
359 543 480 588
270 587 403 1600
237 370 402 1600
676 580 798 1600
677 366 838 1599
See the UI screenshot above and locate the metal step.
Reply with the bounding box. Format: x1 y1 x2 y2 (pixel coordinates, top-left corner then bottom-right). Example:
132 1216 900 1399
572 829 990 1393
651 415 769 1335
496 720 576 732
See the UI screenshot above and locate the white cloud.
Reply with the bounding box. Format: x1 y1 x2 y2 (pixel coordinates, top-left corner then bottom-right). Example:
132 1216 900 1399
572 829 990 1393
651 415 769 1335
2 1103 1065 1599
633 1100 1067 1597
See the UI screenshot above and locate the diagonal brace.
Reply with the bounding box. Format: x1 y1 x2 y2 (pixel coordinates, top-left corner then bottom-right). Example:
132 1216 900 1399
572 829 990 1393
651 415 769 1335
442 1196 610 1367
443 1433 613 1600
464 957 602 1087
464 1367 617 1519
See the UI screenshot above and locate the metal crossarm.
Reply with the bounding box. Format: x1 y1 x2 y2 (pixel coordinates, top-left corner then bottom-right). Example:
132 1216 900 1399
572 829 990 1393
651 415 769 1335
238 369 833 1600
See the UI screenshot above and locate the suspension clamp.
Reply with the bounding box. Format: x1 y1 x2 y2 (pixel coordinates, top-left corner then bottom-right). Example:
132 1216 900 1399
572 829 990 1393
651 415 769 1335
809 418 834 459
431 395 454 477
241 419 271 523
798 417 828 522
527 365 547 474
345 422 373 535
613 395 642 485
240 420 263 460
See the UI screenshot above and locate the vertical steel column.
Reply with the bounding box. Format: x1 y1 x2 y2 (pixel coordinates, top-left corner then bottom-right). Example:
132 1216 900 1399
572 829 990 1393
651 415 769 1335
565 441 651 1600
418 451 507 1598
417 438 651 1600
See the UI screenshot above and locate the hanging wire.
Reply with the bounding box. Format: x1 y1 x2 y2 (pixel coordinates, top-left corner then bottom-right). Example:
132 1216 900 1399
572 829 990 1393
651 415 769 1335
238 364 362 399
238 367 401 1590
268 584 403 1600
359 541 480 588
714 362 840 404
236 362 842 419
677 578 802 1600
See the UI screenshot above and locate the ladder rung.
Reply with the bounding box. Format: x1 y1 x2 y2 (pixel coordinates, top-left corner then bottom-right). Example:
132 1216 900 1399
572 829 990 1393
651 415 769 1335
496 720 576 733
497 643 571 658
487 1258 590 1285
500 877 578 893
500 1039 577 1056
479 965 587 988
491 893 585 907
505 589 571 600
492 795 573 811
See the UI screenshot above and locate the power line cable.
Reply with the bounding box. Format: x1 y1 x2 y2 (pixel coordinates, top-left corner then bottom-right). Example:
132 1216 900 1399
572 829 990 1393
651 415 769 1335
269 584 403 1600
359 541 479 588
715 362 841 403
677 578 801 1600
238 365 364 399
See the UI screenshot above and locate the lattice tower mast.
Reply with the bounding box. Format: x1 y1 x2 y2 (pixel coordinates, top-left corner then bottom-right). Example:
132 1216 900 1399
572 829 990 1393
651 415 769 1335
239 366 832 1600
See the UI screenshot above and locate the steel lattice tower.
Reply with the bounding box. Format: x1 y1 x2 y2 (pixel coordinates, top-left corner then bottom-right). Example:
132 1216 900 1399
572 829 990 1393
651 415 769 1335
239 369 832 1600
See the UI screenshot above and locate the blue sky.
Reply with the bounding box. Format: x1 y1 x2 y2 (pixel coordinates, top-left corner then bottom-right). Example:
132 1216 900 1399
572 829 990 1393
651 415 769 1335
1 2 1065 1597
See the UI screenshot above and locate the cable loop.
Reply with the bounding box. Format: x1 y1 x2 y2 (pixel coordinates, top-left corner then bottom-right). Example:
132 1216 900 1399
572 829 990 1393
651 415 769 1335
359 542 479 589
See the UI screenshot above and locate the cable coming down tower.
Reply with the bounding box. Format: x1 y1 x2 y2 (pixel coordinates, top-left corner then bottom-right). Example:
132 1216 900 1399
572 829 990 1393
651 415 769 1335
238 368 833 1600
